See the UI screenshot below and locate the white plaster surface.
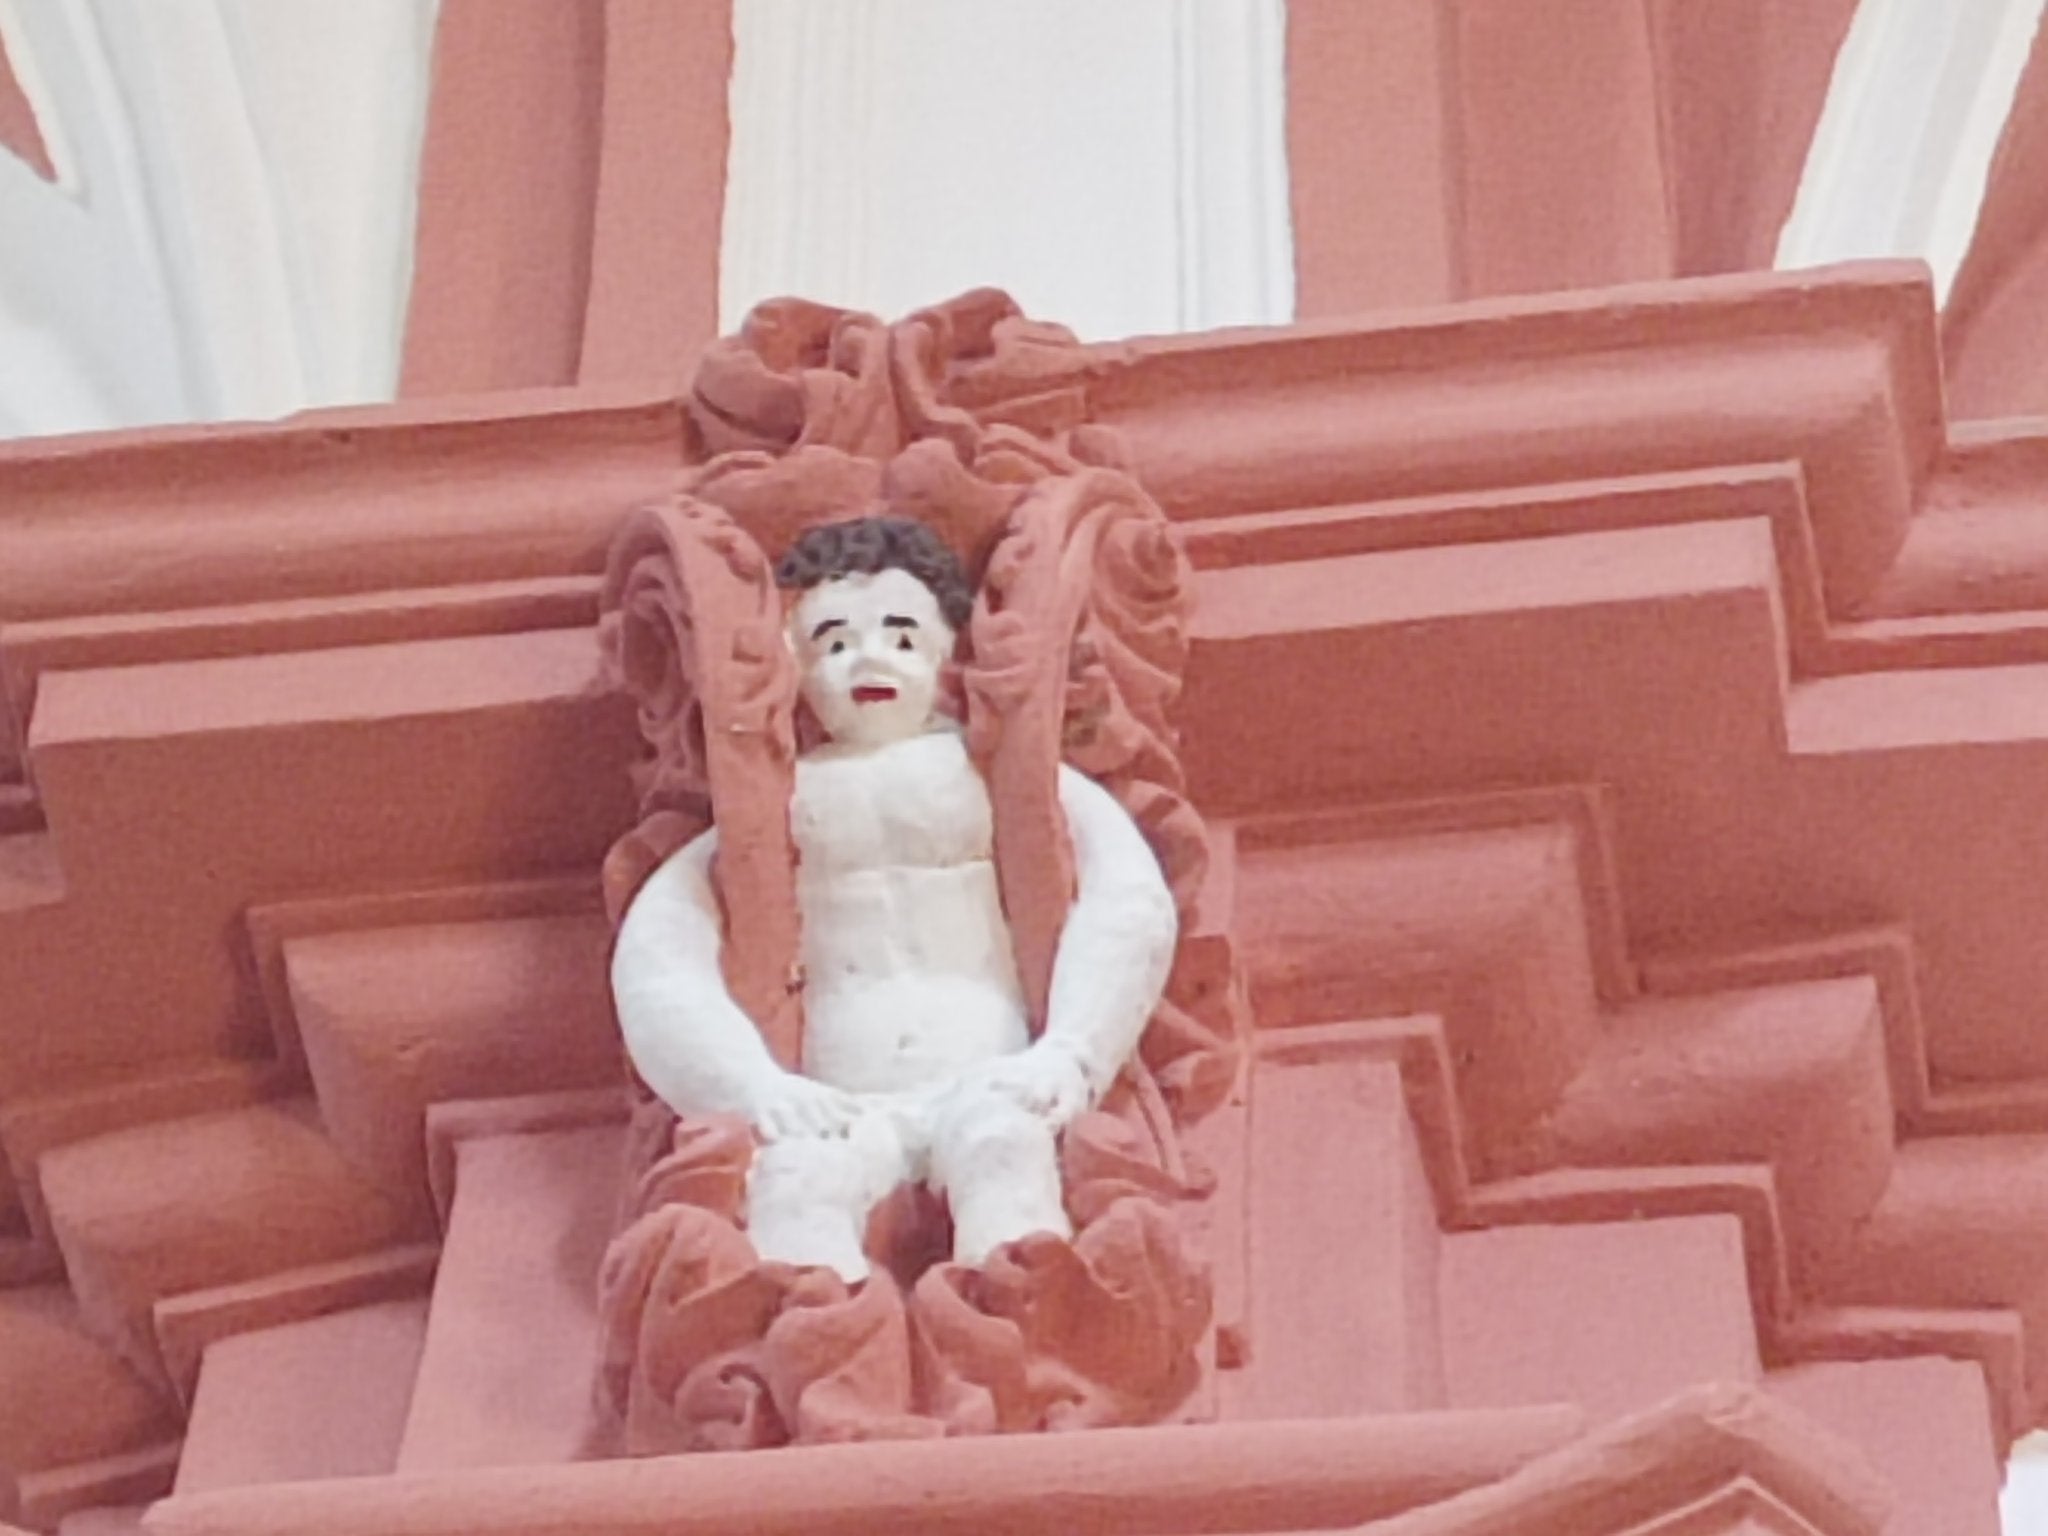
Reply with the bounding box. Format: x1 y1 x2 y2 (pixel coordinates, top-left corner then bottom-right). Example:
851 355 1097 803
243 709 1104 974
0 0 436 439
2008 1437 2048 1534
1778 0 2047 304
719 0 1294 340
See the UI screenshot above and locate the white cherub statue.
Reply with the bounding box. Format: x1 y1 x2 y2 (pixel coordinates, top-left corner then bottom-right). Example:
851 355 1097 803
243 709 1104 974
609 515 1178 1283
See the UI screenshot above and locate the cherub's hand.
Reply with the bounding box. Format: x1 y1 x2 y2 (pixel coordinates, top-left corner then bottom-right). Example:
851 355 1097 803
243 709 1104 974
745 1071 861 1142
957 1040 1095 1129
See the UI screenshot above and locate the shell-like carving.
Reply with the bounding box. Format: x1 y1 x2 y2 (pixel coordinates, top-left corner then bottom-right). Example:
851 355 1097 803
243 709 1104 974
595 290 1243 1452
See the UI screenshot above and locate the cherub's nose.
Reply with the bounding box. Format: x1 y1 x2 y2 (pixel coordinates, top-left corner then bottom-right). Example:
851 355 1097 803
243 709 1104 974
842 640 888 680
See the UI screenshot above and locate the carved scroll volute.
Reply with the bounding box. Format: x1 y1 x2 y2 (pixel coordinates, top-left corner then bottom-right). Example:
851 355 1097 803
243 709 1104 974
964 467 1241 1120
600 493 804 1068
690 300 901 460
962 504 1078 1029
688 288 1089 469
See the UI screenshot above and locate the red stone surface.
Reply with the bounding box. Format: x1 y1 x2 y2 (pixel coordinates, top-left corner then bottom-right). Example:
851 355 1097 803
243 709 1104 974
1286 0 1460 314
174 1300 427 1493
1439 1216 1761 1424
399 0 607 395
399 1123 615 1469
1228 1047 1442 1420
400 0 730 397
1768 1357 2004 1536
577 0 731 385
1646 0 1862 279
1943 16 2048 420
2 268 2039 1533
1286 0 1858 316
22 7 2048 1525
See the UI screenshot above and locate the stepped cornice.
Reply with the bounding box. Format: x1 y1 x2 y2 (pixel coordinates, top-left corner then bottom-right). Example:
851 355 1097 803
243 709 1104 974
0 264 2041 1528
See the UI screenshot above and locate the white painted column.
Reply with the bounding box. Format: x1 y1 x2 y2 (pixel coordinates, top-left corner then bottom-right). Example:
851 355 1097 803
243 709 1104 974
719 0 1293 340
1777 0 2047 305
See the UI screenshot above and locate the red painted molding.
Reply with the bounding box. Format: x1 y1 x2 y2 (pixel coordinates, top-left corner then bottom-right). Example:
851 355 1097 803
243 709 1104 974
1943 17 2048 421
14 270 2048 1517
400 0 732 398
1645 0 1860 280
1447 0 1673 300
577 0 732 388
0 262 1940 644
1285 0 1461 316
1360 1385 1890 1536
399 0 607 395
152 1244 439 1410
0 387 680 630
1285 1 1856 317
147 1405 1583 1536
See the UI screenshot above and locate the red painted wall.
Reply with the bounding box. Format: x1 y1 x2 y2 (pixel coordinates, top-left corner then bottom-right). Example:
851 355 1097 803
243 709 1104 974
1286 0 1856 319
400 0 730 397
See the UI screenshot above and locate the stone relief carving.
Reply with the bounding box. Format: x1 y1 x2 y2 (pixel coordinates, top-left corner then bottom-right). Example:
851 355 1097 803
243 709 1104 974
593 292 1244 1452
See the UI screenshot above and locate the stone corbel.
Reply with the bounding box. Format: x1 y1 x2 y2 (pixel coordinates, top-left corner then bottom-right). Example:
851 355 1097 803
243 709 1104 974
592 291 1245 1451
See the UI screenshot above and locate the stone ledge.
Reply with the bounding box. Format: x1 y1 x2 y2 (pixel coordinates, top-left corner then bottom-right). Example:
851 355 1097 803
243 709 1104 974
145 1404 1583 1536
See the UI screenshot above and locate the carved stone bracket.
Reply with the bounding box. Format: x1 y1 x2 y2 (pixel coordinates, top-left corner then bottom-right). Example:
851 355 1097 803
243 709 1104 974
600 493 802 1064
593 290 1247 1451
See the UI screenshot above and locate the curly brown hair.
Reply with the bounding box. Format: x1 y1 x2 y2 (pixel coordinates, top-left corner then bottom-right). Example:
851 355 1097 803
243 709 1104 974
774 516 974 630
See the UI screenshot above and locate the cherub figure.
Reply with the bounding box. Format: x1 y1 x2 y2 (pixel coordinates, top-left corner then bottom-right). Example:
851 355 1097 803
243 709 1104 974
610 515 1178 1282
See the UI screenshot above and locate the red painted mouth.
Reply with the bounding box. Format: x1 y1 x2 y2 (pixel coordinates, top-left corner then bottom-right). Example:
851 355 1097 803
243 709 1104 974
851 684 898 705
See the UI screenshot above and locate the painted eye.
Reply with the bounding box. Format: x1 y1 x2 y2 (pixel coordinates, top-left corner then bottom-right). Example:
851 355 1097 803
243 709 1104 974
896 634 914 651
829 639 848 655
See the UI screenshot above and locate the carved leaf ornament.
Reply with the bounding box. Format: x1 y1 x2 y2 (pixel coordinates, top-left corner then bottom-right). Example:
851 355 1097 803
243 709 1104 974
594 291 1244 1449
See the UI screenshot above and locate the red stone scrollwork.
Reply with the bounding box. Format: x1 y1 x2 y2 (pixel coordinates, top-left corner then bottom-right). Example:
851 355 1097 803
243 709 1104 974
907 1112 1212 1435
594 292 1241 1453
964 462 1242 1124
597 1117 933 1453
596 1111 1211 1451
686 287 1089 465
598 490 803 1067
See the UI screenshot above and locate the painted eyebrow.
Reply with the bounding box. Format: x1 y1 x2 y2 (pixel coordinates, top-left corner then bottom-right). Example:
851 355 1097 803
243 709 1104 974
809 617 848 640
882 614 919 629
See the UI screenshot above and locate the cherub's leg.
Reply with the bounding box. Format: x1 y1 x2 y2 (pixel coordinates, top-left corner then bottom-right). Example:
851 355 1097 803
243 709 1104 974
927 1083 1072 1266
745 1110 908 1283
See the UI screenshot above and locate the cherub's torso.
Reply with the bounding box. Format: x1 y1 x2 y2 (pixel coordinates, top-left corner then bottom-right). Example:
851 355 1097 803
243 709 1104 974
791 727 1031 1094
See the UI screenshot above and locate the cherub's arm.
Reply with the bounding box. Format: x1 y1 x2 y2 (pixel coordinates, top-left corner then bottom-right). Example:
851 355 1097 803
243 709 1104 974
1015 765 1178 1115
611 829 854 1139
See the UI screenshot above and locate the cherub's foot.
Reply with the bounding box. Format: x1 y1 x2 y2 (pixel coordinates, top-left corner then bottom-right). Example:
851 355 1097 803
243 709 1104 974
951 1196 1072 1269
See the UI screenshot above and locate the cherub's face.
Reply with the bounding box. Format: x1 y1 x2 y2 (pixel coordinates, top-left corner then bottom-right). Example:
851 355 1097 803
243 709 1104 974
788 566 956 749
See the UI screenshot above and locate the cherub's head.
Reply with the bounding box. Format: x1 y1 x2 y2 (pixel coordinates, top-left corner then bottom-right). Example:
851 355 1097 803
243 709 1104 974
776 516 972 750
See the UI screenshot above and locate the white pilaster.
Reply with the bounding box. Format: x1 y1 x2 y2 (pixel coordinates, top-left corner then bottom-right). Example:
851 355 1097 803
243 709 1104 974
719 0 1294 341
1777 0 2048 304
